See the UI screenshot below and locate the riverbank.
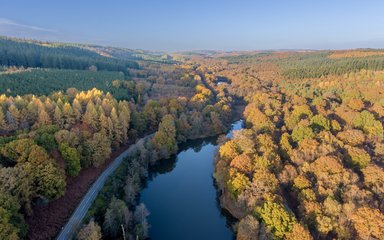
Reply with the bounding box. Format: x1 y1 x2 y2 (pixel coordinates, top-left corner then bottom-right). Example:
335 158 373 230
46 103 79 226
83 118 243 239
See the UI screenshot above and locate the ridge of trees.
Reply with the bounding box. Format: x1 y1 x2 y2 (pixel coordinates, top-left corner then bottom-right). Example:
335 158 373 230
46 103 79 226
0 38 138 74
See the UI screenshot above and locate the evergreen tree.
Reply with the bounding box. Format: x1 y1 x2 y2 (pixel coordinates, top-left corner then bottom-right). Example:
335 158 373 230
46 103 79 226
37 108 51 127
83 101 99 130
72 98 83 121
0 109 7 130
53 106 63 128
62 102 75 128
7 105 20 130
111 107 122 147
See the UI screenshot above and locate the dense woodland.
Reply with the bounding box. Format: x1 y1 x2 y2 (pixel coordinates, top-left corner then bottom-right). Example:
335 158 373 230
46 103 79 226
1 37 384 240
0 37 234 239
190 50 384 239
0 37 138 74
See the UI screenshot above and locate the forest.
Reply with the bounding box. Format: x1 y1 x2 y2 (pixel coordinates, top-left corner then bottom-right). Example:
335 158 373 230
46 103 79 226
0 37 235 239
190 50 384 239
0 37 383 240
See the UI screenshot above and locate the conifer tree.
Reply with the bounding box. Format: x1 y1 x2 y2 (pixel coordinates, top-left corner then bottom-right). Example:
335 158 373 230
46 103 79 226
83 101 99 130
0 108 7 130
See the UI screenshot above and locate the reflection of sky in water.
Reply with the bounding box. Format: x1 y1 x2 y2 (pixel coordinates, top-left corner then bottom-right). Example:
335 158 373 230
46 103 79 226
140 121 242 240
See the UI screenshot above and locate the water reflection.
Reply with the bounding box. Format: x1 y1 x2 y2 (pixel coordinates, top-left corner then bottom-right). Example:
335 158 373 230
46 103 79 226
140 120 242 240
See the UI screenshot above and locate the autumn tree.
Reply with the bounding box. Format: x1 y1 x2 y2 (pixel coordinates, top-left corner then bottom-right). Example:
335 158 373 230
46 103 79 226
83 101 99 130
151 114 177 159
77 221 102 240
351 207 384 239
86 131 111 167
310 114 330 132
291 125 315 143
236 215 260 240
0 109 7 130
345 145 371 169
256 201 296 239
353 110 383 140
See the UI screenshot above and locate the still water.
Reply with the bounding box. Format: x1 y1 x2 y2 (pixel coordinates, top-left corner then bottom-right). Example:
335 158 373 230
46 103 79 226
140 120 243 240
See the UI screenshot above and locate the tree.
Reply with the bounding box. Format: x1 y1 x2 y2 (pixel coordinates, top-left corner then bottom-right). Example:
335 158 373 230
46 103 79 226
351 207 384 239
72 98 82 121
238 169 279 208
151 114 177 159
1 138 36 163
7 105 20 130
0 109 7 130
291 125 315 143
62 102 75 128
103 197 131 238
348 98 364 111
53 106 63 128
143 100 161 129
86 131 111 167
0 206 19 240
134 203 150 240
237 215 260 240
279 132 293 159
353 110 383 140
36 108 51 127
230 154 253 175
0 167 33 214
28 147 66 199
285 223 313 240
345 145 370 169
35 131 57 152
98 112 110 137
59 143 81 176
77 221 102 240
175 113 191 142
256 201 296 239
362 164 384 199
0 172 28 238
336 129 365 146
310 114 330 132
54 129 79 147
83 101 99 130
210 111 226 134
245 107 274 134
111 107 123 147
219 140 240 162
310 156 355 200
118 101 130 143
227 170 250 198
285 105 313 130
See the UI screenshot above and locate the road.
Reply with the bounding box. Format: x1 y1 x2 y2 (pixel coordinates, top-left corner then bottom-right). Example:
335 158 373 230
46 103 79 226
56 136 151 240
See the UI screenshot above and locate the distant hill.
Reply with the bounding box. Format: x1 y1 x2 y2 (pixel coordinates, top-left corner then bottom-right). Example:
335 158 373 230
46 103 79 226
0 36 175 73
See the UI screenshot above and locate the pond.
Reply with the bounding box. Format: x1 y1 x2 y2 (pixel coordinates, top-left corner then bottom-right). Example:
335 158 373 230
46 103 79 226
140 120 243 240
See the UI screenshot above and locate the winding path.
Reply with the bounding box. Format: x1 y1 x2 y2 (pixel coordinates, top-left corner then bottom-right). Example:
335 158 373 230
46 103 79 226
56 136 151 240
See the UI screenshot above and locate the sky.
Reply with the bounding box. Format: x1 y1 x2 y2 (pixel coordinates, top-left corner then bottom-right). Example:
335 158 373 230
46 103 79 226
1 0 384 51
